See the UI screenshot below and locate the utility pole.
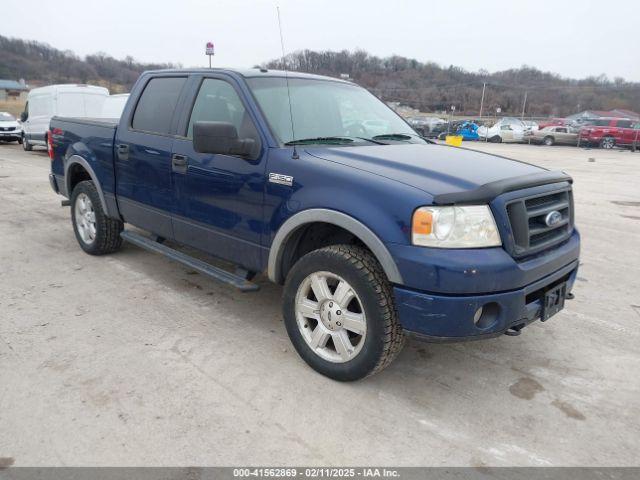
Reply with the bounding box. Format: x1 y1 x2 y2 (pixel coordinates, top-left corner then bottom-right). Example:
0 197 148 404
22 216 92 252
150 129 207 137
479 82 486 119
521 91 528 119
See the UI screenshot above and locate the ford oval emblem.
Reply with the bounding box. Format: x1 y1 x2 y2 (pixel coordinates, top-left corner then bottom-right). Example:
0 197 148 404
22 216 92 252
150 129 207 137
545 210 563 227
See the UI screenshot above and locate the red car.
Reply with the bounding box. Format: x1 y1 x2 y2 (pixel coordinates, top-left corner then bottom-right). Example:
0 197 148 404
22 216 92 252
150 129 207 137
579 118 640 149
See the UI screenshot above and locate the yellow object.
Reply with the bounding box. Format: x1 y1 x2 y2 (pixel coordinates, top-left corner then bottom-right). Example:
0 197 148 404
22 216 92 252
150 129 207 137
445 135 463 147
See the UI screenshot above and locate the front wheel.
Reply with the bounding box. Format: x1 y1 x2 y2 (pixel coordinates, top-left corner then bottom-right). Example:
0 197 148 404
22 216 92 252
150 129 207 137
600 136 615 149
71 180 123 255
22 135 32 151
283 245 405 381
543 136 555 146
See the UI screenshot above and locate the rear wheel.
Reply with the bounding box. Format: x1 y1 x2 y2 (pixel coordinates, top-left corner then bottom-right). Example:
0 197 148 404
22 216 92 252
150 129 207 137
600 136 615 149
543 136 555 146
283 245 405 381
71 180 123 255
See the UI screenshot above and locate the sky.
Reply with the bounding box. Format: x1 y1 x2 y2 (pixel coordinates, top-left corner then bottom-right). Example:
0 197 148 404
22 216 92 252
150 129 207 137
6 0 640 81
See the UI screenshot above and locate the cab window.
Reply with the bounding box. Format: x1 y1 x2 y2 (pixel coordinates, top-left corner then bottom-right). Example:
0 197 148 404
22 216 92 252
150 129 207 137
131 77 187 135
186 78 257 141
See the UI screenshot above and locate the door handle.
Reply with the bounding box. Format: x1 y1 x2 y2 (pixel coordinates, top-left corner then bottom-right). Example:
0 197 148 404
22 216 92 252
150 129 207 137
172 154 188 173
172 154 188 167
116 144 129 161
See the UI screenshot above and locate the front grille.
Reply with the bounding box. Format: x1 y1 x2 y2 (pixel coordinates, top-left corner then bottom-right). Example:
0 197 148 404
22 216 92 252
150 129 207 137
0 127 16 131
506 188 573 257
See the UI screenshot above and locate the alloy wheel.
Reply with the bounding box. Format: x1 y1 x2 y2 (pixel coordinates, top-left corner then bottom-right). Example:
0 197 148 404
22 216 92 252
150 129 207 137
294 271 367 363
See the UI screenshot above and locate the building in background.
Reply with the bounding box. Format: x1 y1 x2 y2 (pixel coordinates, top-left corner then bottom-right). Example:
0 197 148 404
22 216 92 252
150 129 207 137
0 79 28 101
567 109 639 121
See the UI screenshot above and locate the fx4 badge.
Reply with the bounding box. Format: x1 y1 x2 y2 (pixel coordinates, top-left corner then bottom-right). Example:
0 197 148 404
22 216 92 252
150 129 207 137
269 173 293 186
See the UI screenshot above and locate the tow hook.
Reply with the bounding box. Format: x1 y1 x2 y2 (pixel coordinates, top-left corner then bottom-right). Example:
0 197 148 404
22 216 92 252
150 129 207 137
565 292 575 300
504 324 524 336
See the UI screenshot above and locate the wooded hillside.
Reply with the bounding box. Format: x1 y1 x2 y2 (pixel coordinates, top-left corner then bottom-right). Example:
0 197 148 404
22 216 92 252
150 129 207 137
0 35 177 92
265 50 640 117
2 35 639 117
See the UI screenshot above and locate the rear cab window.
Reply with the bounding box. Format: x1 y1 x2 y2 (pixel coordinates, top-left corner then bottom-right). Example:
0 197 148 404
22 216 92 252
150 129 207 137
131 77 187 135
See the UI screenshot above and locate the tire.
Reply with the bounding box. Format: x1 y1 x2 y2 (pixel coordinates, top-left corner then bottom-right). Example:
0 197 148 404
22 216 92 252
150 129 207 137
490 135 502 143
17 137 23 144
283 245 405 381
600 136 615 149
543 136 555 146
70 180 123 255
22 135 32 151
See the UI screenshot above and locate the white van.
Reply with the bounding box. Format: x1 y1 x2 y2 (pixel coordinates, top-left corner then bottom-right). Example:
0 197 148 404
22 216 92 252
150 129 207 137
21 84 109 151
99 93 130 119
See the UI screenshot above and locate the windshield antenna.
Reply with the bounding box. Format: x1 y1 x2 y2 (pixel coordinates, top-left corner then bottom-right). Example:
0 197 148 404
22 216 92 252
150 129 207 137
277 6 298 159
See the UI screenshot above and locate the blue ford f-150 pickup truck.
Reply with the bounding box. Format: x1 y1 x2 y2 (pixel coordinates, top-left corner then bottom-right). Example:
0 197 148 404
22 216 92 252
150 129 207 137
48 68 580 381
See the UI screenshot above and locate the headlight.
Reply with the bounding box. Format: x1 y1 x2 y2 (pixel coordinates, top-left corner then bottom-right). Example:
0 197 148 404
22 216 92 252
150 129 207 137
412 205 501 248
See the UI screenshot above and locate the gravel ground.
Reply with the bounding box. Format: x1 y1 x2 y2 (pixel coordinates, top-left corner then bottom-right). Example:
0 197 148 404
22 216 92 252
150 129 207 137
0 142 638 466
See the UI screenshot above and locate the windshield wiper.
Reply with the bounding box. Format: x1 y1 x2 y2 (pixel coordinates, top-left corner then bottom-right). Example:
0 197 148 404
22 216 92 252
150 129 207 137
372 133 414 141
285 136 355 146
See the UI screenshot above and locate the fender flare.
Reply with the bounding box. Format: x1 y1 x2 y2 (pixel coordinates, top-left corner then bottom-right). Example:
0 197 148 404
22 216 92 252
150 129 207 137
267 208 403 285
64 155 108 214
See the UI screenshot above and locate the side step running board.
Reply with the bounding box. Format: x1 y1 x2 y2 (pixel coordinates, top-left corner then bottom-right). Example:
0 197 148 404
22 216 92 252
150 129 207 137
120 230 259 292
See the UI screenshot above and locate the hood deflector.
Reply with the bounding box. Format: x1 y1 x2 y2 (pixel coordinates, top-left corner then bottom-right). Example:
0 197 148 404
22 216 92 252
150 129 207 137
432 170 573 205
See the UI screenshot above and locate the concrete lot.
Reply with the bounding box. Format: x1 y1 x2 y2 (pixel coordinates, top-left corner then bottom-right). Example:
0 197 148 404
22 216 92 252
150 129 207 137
0 142 639 467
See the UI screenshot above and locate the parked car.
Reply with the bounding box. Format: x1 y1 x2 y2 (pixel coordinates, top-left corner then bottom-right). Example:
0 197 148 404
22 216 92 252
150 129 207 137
578 118 638 149
408 116 446 137
478 117 527 143
48 68 579 381
20 84 109 151
439 121 479 141
537 118 569 130
0 112 22 144
524 126 579 146
435 120 476 140
99 93 130 119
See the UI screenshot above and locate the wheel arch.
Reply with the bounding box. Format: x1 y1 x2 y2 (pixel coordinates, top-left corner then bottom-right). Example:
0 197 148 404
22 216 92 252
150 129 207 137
268 209 403 285
64 155 108 214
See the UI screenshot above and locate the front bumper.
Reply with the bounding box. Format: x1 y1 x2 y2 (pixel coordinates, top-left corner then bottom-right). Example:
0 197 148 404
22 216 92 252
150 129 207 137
395 259 578 341
0 131 21 140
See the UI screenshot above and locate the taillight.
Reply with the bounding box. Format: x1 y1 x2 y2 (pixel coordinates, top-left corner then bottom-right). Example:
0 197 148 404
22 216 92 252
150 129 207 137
47 130 54 160
47 128 63 160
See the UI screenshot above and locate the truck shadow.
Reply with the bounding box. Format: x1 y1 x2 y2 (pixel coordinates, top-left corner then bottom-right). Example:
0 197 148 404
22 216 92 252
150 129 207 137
116 240 557 398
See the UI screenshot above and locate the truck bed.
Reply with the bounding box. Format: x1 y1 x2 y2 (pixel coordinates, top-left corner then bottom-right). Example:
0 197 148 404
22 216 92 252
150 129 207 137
49 116 119 208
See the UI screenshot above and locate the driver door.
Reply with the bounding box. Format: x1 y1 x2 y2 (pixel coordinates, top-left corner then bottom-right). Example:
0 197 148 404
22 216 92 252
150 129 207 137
170 75 267 271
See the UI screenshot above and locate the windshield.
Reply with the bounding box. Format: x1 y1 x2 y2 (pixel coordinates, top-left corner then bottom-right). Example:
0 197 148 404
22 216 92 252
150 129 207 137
0 112 16 121
246 77 424 145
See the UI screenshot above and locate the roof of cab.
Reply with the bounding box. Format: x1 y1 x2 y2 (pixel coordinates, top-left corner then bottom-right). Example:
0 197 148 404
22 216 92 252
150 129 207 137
143 68 353 84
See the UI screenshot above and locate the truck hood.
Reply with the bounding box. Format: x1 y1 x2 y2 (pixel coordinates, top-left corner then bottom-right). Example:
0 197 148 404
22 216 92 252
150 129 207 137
306 143 545 198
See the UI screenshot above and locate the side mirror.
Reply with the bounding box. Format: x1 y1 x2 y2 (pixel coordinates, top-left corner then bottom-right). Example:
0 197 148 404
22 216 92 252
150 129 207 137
20 111 28 123
193 121 256 158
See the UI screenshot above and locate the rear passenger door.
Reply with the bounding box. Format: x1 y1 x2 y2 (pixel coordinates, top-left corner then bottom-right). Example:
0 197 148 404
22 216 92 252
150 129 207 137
170 75 267 272
115 76 188 239
555 127 569 144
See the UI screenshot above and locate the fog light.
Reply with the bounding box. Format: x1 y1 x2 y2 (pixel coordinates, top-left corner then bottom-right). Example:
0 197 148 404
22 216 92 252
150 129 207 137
473 302 500 329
